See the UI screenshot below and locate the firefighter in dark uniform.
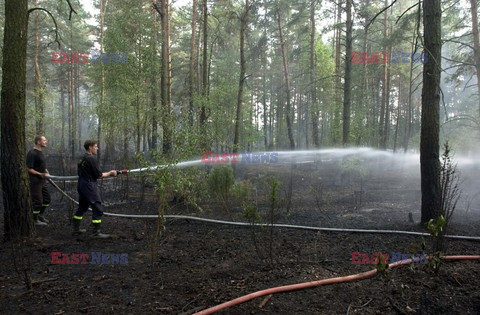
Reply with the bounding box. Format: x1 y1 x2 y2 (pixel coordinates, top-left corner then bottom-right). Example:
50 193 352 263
72 140 117 238
26 135 51 226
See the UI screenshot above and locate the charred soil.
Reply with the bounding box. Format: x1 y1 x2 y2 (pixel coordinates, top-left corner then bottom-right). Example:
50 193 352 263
1 157 480 314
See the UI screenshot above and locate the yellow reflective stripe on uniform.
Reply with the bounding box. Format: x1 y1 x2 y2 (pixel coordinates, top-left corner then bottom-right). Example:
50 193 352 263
33 211 41 214
92 220 102 224
41 204 49 207
73 216 83 220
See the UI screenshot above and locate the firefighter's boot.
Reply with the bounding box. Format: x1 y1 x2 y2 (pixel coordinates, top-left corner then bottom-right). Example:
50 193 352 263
38 205 49 223
92 222 110 239
34 213 47 226
72 217 86 235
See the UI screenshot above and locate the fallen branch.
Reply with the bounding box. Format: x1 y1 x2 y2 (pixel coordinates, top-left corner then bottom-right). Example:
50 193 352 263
258 294 273 308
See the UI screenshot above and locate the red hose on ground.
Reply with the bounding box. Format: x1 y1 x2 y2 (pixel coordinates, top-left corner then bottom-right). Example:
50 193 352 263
194 255 480 315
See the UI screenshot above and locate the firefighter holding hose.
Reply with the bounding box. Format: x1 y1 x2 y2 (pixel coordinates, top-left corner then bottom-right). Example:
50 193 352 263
72 140 117 238
26 135 51 226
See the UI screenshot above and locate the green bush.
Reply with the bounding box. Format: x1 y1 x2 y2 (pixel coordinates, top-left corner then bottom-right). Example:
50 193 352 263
243 204 261 224
233 180 254 206
207 165 235 209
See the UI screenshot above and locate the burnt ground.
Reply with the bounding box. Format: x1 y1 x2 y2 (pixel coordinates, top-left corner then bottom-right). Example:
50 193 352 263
1 152 480 314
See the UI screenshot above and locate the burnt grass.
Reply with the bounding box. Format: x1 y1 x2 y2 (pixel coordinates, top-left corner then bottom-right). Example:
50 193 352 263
1 155 480 314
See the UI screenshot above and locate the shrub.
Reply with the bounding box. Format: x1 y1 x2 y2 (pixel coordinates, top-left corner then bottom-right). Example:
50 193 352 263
207 165 235 211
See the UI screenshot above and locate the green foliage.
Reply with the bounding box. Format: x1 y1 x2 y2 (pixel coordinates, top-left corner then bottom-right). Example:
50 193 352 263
207 165 235 210
233 180 254 206
425 215 447 238
375 253 389 274
19 0 478 157
243 203 261 224
424 215 446 273
426 252 442 274
422 142 462 268
268 178 281 214
439 142 461 223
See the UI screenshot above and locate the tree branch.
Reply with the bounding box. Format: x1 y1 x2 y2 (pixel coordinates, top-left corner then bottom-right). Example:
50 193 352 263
442 63 469 71
366 0 398 29
444 32 473 42
65 0 77 20
27 8 61 49
463 73 475 92
395 1 419 25
441 56 475 67
443 39 475 51
440 85 448 122
153 1 163 18
442 0 462 14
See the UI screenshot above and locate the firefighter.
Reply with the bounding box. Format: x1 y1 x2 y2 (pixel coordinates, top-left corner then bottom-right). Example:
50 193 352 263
26 135 51 226
72 140 117 238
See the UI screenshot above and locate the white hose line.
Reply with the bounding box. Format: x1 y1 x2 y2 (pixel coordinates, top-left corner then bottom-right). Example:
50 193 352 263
46 174 80 180
44 153 323 181
44 159 204 181
102 213 480 241
47 179 480 241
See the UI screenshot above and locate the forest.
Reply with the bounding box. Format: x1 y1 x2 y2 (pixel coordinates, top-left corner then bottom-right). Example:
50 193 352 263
1 0 480 314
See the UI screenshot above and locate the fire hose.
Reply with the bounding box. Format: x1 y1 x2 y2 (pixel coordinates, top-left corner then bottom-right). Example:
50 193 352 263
193 255 480 315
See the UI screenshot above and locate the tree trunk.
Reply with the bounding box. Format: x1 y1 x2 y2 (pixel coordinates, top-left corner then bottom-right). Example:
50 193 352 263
333 0 342 144
361 0 370 144
269 77 274 147
189 0 198 127
276 8 295 150
262 13 268 150
233 0 249 153
379 0 388 149
197 15 202 94
310 0 319 148
342 0 352 146
382 45 392 149
263 71 268 149
69 21 76 159
151 1 159 150
200 0 208 127
34 0 45 135
98 0 108 162
76 63 81 150
136 93 141 153
469 0 480 117
420 0 442 224
60 74 66 151
404 29 416 152
1 0 33 240
160 0 172 154
393 76 402 152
